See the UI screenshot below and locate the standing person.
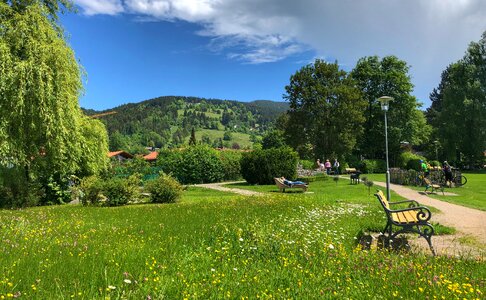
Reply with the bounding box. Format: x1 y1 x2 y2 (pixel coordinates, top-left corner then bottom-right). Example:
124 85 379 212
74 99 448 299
443 161 453 187
324 159 332 175
316 159 322 171
333 158 340 175
420 160 430 177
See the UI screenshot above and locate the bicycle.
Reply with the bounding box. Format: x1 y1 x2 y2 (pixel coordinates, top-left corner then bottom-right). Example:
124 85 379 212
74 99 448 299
440 170 467 187
452 173 467 187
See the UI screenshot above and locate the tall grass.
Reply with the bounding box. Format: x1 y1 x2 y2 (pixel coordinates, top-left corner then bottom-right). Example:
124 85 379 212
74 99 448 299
0 186 484 299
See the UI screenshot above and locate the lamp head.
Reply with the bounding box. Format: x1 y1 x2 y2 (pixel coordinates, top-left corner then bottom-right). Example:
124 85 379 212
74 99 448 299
377 96 394 111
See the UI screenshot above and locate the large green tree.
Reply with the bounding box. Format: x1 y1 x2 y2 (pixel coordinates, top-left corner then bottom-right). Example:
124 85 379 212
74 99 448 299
427 32 486 164
0 2 107 205
350 56 431 163
283 59 366 160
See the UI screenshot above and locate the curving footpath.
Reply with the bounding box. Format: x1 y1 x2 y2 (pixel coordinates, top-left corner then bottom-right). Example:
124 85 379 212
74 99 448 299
194 182 263 197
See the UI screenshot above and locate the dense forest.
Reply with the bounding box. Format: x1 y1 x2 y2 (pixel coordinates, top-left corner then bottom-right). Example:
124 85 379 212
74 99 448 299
83 96 289 153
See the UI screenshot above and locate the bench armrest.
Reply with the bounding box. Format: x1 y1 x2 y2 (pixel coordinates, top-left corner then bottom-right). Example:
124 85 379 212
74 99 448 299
388 199 420 208
388 206 432 222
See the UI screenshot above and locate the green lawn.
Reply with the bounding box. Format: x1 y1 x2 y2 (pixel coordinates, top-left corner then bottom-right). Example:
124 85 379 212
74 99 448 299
360 173 486 211
0 184 483 299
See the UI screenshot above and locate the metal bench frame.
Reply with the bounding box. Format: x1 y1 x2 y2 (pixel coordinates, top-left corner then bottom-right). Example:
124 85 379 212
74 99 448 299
374 190 436 255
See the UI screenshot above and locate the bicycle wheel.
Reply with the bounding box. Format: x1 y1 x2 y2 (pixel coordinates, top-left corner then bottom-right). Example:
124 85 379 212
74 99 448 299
454 175 467 187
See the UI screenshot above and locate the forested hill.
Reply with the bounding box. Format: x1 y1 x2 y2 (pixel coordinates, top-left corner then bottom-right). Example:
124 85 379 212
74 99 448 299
83 96 289 153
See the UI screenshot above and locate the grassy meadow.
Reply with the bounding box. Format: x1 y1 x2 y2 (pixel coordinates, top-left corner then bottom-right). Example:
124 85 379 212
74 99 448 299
0 181 484 299
361 173 486 211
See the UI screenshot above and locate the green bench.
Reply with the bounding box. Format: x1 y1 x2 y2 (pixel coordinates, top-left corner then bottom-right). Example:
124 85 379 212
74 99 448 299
374 190 435 255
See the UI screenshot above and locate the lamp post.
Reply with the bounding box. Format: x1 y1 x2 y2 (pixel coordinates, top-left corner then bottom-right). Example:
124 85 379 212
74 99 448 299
378 96 394 201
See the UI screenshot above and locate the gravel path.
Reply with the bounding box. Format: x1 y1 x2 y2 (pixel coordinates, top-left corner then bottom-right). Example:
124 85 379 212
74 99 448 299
194 182 263 196
373 181 486 255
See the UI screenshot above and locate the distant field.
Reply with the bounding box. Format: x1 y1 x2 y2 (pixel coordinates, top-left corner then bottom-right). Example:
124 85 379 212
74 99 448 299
190 129 254 148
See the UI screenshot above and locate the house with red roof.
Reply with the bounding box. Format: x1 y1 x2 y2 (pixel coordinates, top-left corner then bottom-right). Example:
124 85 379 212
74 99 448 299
108 151 133 161
143 151 158 163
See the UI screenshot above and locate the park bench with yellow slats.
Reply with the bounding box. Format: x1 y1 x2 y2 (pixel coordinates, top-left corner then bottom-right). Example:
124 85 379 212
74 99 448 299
374 190 435 255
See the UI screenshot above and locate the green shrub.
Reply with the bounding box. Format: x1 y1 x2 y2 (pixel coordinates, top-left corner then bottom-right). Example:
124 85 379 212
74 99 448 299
241 147 298 185
157 145 224 184
145 173 182 203
80 175 140 206
359 159 386 173
0 167 41 208
299 159 315 170
102 175 140 206
218 150 242 181
397 151 426 171
79 175 104 206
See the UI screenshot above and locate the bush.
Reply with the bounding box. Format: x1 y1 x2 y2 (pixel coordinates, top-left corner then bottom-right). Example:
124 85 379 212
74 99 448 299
157 145 223 184
0 167 41 208
145 173 182 203
397 151 426 171
299 159 315 170
80 175 140 206
218 150 242 181
359 159 386 173
241 147 298 185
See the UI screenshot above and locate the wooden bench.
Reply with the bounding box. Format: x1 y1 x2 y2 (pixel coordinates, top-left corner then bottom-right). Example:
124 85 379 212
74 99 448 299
423 177 444 195
374 190 435 255
274 177 308 193
345 167 357 174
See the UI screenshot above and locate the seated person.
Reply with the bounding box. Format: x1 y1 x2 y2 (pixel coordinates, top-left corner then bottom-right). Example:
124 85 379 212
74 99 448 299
281 177 306 186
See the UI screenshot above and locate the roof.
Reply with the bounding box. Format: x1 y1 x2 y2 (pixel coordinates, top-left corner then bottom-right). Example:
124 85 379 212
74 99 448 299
108 151 133 159
143 151 158 161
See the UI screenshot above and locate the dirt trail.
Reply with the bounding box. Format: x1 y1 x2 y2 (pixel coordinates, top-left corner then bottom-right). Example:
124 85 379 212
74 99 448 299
194 182 263 196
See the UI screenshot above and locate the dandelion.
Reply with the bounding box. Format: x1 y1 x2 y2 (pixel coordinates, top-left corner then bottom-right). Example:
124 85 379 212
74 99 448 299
211 268 216 272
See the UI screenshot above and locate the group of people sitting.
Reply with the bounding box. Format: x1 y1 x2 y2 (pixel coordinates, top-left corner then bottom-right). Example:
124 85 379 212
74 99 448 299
316 158 340 175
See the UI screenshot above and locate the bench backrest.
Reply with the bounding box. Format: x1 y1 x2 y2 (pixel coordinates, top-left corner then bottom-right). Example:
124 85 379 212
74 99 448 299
375 190 390 210
423 177 432 186
274 177 287 187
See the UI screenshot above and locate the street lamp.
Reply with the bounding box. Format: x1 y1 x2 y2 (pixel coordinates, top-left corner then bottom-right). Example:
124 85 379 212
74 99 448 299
433 140 439 161
378 96 394 201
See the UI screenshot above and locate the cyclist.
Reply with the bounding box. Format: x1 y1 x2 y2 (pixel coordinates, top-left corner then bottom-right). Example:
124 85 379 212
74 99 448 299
442 161 453 187
420 160 430 177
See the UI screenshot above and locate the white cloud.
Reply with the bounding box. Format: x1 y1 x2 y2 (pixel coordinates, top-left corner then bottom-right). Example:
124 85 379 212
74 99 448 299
74 0 486 103
75 0 124 15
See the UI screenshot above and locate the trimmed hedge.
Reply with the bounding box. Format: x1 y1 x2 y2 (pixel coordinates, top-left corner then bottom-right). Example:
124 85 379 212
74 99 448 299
397 151 426 171
359 159 387 174
157 145 224 184
218 150 242 181
241 147 298 185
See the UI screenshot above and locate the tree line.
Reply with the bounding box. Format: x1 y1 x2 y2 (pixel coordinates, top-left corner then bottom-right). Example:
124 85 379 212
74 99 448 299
274 32 485 168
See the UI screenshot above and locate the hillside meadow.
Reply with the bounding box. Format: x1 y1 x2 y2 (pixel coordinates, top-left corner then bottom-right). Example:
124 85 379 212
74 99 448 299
0 180 484 299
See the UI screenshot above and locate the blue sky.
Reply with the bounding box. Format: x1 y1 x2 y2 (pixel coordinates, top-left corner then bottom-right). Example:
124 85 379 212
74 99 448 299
66 0 486 111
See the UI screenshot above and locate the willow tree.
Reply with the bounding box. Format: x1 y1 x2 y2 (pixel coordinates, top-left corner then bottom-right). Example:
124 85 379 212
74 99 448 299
0 2 101 205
